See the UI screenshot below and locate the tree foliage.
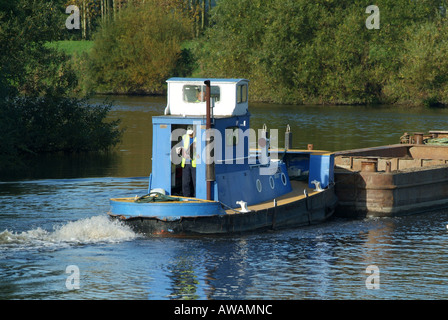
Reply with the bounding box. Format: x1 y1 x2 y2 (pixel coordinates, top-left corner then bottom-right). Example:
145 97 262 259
194 0 448 106
0 0 122 172
383 20 448 107
63 0 213 40
87 0 193 94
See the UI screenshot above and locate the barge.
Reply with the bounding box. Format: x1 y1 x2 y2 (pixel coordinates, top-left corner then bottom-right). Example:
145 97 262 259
334 139 448 218
108 78 337 235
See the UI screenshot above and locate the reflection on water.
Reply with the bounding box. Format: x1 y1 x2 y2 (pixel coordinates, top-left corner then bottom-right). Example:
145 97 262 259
250 102 448 152
2 96 448 299
9 96 448 181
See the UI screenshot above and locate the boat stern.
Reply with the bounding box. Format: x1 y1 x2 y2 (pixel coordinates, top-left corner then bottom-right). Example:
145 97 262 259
108 195 226 221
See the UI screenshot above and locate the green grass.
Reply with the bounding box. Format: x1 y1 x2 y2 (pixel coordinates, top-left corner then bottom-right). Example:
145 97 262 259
46 40 94 56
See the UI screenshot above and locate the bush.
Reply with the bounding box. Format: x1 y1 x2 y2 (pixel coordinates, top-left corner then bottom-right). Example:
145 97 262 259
0 95 122 156
87 1 192 94
383 21 448 107
0 0 123 174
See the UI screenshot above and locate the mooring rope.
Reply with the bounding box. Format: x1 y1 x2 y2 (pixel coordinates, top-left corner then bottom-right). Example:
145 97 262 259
134 192 182 203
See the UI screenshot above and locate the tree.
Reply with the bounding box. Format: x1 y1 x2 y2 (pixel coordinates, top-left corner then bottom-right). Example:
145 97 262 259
193 0 448 105
0 0 65 97
0 0 122 173
62 0 213 40
87 0 192 94
383 21 448 107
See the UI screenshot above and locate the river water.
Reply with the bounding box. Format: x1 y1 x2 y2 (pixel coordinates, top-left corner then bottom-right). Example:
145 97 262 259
2 96 448 300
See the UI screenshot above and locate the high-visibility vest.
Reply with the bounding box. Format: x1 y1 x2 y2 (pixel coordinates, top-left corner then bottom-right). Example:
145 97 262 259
181 134 197 168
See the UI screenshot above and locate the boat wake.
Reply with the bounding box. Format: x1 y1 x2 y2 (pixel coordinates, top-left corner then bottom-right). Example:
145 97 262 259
0 216 138 251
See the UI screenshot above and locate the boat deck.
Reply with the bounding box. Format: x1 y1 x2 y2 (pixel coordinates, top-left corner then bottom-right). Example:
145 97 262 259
226 180 317 214
110 181 322 217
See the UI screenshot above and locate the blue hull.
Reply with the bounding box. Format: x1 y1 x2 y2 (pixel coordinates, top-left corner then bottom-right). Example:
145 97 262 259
108 185 338 236
109 198 226 221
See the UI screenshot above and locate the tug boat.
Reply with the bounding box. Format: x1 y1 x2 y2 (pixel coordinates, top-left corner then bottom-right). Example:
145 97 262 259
108 78 337 235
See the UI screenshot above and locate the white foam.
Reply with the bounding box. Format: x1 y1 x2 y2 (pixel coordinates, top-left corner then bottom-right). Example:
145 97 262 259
0 216 138 249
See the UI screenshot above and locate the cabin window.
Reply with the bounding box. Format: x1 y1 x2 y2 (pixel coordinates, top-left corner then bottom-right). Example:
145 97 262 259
183 85 220 103
226 126 239 146
237 84 247 103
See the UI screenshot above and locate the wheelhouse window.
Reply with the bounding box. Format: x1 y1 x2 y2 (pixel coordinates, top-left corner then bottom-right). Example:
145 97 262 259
237 84 247 103
183 85 220 103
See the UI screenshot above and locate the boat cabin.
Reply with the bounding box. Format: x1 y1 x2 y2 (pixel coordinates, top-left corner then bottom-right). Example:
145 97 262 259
164 78 249 116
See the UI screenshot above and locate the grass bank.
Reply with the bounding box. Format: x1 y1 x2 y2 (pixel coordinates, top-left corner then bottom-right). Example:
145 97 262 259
46 40 94 56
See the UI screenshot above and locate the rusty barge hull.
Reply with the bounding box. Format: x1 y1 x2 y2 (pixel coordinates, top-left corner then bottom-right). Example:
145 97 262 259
334 144 448 218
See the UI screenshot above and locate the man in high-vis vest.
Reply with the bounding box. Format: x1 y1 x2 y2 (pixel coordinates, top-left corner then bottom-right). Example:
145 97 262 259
181 125 197 197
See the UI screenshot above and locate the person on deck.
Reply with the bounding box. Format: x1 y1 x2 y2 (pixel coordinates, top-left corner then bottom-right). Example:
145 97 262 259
181 125 197 197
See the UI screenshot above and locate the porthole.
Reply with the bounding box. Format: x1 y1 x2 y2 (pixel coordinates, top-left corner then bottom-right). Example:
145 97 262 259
281 173 287 186
269 176 275 189
256 179 262 193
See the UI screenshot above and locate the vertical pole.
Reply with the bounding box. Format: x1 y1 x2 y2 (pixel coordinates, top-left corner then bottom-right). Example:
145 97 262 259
414 132 424 145
205 80 211 130
285 124 292 150
204 80 214 200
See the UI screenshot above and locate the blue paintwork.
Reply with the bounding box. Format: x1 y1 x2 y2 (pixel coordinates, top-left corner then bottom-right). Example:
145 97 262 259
309 153 334 189
109 199 225 220
150 116 209 199
216 162 292 207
